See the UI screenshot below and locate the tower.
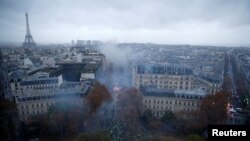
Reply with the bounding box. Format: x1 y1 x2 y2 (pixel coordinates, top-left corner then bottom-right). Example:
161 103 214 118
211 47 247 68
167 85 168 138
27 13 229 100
23 12 36 48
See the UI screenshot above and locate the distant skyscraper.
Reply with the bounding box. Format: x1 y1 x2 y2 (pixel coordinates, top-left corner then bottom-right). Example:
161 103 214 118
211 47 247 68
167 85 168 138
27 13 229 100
22 12 36 48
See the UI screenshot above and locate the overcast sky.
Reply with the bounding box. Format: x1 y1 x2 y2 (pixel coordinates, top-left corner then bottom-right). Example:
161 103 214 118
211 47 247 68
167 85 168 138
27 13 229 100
0 0 250 45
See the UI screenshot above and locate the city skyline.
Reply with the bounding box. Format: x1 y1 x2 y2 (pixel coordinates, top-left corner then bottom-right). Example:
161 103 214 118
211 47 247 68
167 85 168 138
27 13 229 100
0 0 250 46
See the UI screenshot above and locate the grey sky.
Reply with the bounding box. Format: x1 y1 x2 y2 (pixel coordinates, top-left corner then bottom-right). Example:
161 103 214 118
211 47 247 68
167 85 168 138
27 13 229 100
0 0 250 45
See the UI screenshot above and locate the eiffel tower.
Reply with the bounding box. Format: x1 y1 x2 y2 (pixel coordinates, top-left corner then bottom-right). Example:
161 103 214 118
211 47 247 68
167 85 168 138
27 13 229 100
22 12 36 48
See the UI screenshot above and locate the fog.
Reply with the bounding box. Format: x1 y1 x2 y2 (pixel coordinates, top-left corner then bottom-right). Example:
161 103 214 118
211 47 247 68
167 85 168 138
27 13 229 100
0 0 250 45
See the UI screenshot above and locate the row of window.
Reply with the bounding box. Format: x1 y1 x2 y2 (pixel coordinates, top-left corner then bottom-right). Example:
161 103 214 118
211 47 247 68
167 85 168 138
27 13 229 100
139 79 191 84
21 109 47 115
144 99 200 106
17 93 83 102
15 87 56 93
145 99 172 104
149 107 196 117
146 105 172 110
146 103 198 110
157 85 190 90
138 75 191 80
153 111 165 117
24 84 58 89
20 102 52 109
136 84 191 90
21 80 58 85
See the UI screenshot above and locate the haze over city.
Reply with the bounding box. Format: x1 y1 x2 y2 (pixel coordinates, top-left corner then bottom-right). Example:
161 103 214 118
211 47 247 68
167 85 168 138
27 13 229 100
0 0 250 46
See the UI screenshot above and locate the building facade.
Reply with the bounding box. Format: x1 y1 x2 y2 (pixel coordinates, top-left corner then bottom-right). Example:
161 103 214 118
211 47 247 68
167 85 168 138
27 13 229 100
132 64 222 94
10 72 63 96
9 72 92 121
142 88 204 118
15 90 86 121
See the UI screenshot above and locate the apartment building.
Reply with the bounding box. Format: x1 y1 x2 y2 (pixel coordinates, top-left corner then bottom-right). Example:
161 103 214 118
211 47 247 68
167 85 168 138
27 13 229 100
142 88 204 118
132 64 222 94
10 72 63 96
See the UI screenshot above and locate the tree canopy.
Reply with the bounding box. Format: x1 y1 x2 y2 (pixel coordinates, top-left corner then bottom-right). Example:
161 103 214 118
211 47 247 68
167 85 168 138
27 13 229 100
200 91 229 125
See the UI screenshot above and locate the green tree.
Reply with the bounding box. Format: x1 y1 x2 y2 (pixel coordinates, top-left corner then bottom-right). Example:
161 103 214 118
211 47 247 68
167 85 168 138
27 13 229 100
141 109 154 124
161 110 175 123
0 99 18 141
173 111 203 135
185 134 204 141
74 131 111 141
47 100 87 137
200 91 229 125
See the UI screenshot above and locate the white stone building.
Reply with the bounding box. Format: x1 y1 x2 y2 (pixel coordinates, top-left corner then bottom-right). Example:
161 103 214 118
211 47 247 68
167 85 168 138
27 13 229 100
10 72 63 96
132 64 222 95
142 88 204 118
